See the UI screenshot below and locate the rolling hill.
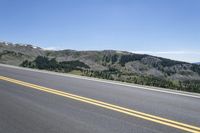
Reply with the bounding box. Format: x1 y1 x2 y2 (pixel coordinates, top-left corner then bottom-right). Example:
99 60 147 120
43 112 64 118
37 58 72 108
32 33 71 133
1 41 200 93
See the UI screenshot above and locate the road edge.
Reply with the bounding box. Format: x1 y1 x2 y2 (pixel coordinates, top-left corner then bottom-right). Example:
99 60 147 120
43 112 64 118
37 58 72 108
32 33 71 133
0 63 200 99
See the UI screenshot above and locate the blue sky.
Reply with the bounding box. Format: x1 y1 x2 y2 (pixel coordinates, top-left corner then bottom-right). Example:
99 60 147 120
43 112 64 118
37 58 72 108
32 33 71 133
0 0 200 62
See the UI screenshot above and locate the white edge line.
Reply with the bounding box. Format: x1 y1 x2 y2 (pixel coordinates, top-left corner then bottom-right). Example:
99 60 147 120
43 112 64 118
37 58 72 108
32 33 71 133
0 63 200 99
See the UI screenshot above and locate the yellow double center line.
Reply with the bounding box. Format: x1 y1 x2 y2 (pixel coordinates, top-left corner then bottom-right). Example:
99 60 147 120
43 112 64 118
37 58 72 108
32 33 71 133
1 76 200 133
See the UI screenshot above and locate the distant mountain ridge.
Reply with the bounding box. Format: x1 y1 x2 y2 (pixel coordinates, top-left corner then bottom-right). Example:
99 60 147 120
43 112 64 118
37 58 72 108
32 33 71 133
1 41 200 93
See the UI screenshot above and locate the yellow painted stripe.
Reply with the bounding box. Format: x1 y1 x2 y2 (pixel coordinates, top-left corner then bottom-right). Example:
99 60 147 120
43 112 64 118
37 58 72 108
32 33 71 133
0 76 200 133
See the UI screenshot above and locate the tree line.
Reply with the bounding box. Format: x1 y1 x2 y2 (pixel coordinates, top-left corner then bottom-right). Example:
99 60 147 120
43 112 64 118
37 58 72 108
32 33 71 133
82 70 200 93
21 56 90 72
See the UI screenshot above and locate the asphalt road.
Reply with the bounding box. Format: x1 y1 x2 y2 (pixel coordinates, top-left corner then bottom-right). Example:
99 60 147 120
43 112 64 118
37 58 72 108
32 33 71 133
0 64 200 133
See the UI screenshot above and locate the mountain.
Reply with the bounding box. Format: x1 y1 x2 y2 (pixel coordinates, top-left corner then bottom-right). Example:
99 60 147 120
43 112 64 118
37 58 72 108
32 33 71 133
194 62 200 65
1 41 200 93
0 42 44 65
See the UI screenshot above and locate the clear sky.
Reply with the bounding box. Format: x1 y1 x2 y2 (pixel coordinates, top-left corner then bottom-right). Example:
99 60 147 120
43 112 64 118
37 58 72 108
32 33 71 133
0 0 200 63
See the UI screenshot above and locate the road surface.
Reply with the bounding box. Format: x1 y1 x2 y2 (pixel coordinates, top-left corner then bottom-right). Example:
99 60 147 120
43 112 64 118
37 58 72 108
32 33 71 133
0 64 200 133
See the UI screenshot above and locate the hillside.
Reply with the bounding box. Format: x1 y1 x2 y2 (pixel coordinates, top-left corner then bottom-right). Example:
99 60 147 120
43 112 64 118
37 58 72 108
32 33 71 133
1 41 200 93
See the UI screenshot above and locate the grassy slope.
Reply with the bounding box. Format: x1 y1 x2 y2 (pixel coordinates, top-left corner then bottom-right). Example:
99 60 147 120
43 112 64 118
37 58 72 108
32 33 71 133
1 42 200 93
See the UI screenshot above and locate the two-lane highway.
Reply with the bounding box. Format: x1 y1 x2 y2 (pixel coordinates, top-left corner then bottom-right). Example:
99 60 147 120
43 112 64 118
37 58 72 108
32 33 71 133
0 64 200 133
